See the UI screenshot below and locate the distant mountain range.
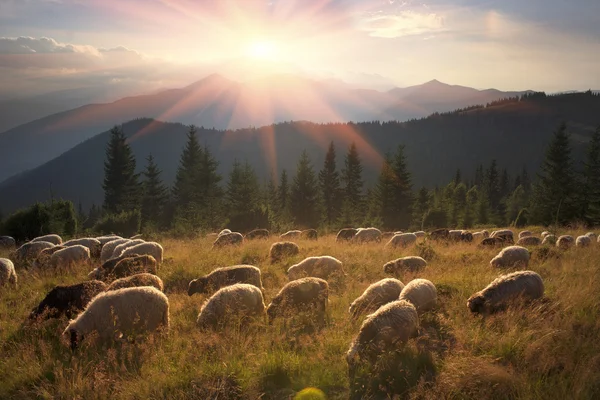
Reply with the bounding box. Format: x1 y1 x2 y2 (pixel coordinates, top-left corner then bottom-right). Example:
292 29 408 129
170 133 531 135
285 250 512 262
0 74 531 183
1 92 598 214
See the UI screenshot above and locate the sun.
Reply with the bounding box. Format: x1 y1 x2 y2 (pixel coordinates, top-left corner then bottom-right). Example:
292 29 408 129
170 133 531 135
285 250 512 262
245 40 279 60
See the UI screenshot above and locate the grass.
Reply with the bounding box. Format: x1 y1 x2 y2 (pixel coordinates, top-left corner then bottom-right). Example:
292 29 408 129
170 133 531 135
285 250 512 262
1 227 600 399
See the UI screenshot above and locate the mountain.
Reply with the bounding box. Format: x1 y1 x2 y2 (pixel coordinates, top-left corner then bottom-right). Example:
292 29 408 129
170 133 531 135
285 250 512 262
1 92 598 214
0 75 529 182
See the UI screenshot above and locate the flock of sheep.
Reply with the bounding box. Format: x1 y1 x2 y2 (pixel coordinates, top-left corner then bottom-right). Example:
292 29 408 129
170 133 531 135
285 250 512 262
0 225 596 375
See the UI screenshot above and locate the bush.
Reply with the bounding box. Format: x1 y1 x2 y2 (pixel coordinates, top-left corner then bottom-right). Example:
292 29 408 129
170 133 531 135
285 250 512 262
93 210 141 237
513 208 529 228
1 200 77 241
423 209 448 229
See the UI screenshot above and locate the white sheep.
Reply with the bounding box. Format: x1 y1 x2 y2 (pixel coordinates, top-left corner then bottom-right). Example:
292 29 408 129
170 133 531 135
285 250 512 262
346 300 418 368
188 265 263 296
267 277 329 323
490 246 530 268
50 245 91 269
112 239 145 258
519 231 532 239
31 234 63 245
120 242 163 264
576 235 592 248
351 227 382 243
196 283 266 330
280 230 302 240
0 236 16 248
413 231 426 238
542 234 557 245
448 230 463 241
490 229 514 243
384 233 417 248
100 238 131 264
212 232 244 248
480 230 490 238
472 232 484 241
467 270 544 314
383 256 427 275
541 231 550 239
287 256 344 281
0 258 17 287
218 229 232 237
63 238 102 258
106 273 164 292
349 278 405 319
14 241 55 264
95 235 122 245
269 241 300 263
556 235 575 250
516 236 542 246
399 279 437 313
63 286 169 349
585 232 596 240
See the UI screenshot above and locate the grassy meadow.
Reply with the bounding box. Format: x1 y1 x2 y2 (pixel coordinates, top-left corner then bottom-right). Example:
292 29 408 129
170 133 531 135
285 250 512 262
1 228 600 399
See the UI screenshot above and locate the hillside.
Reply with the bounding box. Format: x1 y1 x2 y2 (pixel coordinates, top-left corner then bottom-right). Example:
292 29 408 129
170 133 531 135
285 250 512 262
0 92 598 214
0 75 528 182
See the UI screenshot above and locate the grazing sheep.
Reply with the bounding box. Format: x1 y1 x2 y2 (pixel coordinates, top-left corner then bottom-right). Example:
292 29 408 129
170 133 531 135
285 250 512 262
413 231 426 238
33 245 67 268
576 235 592 248
106 273 164 292
0 258 17 287
63 238 102 258
472 232 484 241
108 255 158 281
0 236 16 249
95 235 122 245
336 228 358 242
381 232 396 240
269 241 300 263
245 229 270 240
585 232 596 240
448 230 463 241
50 245 91 269
218 229 232 237
94 253 142 279
541 231 550 238
467 270 544 314
480 230 490 238
490 246 530 268
349 278 405 319
287 256 344 281
346 300 419 367
460 230 474 242
519 231 533 239
120 242 164 264
399 279 437 313
385 233 417 248
516 236 542 246
352 227 382 243
212 232 244 248
196 284 265 330
112 239 145 258
188 265 263 296
63 286 169 349
14 241 55 265
556 235 575 250
31 234 63 245
542 234 557 245
280 230 302 240
383 256 427 275
479 237 505 247
267 277 329 323
130 234 144 240
490 230 514 244
429 229 450 240
30 280 108 320
100 238 131 264
301 229 318 240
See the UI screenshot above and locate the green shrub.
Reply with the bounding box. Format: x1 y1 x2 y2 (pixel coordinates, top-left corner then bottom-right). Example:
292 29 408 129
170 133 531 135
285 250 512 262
93 210 141 237
1 200 77 241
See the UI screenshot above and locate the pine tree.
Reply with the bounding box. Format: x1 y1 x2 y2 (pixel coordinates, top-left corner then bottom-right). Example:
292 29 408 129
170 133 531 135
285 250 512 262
318 141 341 227
140 155 168 228
266 175 279 228
278 169 290 223
290 151 320 228
412 187 431 229
374 145 413 229
474 164 484 187
172 125 203 209
102 126 139 214
226 160 261 230
454 169 462 184
340 142 364 225
529 123 578 225
197 144 223 228
583 127 600 224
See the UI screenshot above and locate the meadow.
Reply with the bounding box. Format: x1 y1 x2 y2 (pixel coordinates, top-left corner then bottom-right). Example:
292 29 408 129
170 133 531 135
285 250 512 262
1 229 600 399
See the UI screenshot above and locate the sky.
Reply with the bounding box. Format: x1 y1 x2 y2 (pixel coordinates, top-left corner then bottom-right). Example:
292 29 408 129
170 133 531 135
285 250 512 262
0 0 599 99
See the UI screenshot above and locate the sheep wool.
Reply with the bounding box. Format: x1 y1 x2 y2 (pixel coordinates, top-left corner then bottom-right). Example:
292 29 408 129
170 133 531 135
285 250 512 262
490 246 530 268
196 284 265 330
287 256 344 281
63 238 102 258
0 258 17 287
269 241 300 263
349 278 405 319
383 256 427 275
585 232 596 240
95 235 122 246
467 270 544 314
542 234 557 246
188 265 263 296
100 238 131 263
516 236 542 246
0 236 16 249
351 227 382 243
112 239 145 258
212 232 244 248
519 231 533 239
109 255 158 281
267 277 329 323
120 242 164 264
31 280 108 320
399 279 437 313
63 286 169 349
15 241 55 264
31 234 63 245
576 235 592 248
301 229 318 240
384 233 417 248
280 230 302 240
556 235 575 250
106 273 164 292
50 245 91 269
245 229 270 240
336 228 358 242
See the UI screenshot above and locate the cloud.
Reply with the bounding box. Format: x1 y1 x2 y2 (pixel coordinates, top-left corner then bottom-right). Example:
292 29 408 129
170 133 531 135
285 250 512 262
360 11 444 38
0 36 100 55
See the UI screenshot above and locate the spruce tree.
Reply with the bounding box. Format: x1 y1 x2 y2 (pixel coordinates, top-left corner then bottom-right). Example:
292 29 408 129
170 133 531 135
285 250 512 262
411 187 431 229
266 176 279 228
278 169 290 223
340 142 364 225
226 160 261 230
583 127 600 224
102 126 139 214
290 151 320 228
140 155 168 228
374 145 413 229
197 144 223 228
172 125 203 209
318 141 341 227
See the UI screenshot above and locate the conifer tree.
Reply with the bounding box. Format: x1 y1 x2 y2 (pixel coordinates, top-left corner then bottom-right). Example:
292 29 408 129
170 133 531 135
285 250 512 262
318 141 341 226
102 126 139 214
172 125 203 209
290 151 320 228
374 145 413 229
226 160 261 230
583 127 600 224
140 155 168 228
278 169 290 222
412 187 431 229
266 175 279 227
340 142 364 225
197 144 223 228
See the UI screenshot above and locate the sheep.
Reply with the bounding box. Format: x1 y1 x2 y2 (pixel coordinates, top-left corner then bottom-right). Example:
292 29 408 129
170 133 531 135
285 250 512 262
63 286 169 349
460 230 474 242
346 300 419 368
399 279 437 313
218 229 232 237
95 235 122 245
542 234 557 245
413 231 426 238
480 230 490 238
301 229 318 240
336 228 358 242
30 281 108 320
212 232 244 248
100 238 131 264
120 242 164 264
50 245 91 269
287 256 344 281
384 233 417 248
106 273 164 292
576 235 592 248
352 227 382 243
267 277 329 323
196 283 265 330
63 238 102 258
269 241 300 263
130 234 144 240
448 230 463 241
516 236 542 246
383 256 427 275
479 237 505 247
472 232 484 241
92 253 142 280
245 229 270 240
107 255 158 281
349 278 405 319
585 232 596 240
188 265 263 296
0 236 16 249
556 235 575 250
467 270 544 314
280 230 302 240
519 231 533 239
429 228 450 240
490 246 530 268
112 239 145 258
490 229 514 244
14 241 55 266
31 234 63 245
381 232 396 240
0 258 17 288
33 245 67 268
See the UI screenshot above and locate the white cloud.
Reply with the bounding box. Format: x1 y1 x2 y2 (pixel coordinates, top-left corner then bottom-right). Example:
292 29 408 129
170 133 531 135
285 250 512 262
360 11 444 38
